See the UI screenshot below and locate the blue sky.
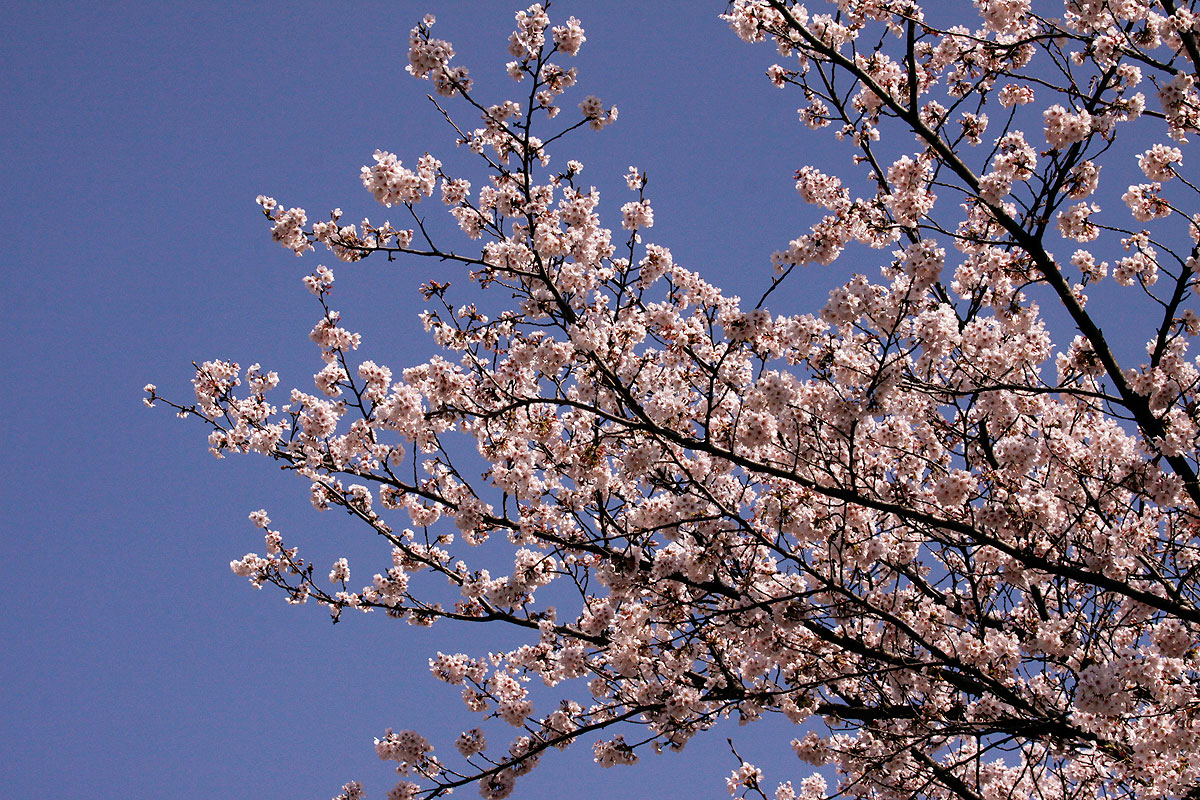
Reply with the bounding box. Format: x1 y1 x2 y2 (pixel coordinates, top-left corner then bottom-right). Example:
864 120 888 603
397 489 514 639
4 2 1168 798
4 3 825 798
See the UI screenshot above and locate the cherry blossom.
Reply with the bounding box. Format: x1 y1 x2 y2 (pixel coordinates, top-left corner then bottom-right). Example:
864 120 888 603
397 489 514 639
153 3 1200 799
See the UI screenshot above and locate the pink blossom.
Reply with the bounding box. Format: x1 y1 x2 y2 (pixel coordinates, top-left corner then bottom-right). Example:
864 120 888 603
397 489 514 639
1138 144 1183 181
1043 104 1093 149
551 16 585 56
1057 202 1101 241
620 200 653 230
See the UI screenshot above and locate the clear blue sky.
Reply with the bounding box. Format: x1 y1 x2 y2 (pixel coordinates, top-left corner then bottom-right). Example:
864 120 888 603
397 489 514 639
3 2 1159 798
4 3 820 798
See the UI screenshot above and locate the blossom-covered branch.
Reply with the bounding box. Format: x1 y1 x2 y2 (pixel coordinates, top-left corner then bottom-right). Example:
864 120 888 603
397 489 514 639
153 2 1200 799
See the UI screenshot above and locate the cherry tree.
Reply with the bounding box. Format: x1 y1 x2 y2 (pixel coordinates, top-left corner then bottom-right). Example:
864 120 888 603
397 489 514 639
147 2 1200 798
